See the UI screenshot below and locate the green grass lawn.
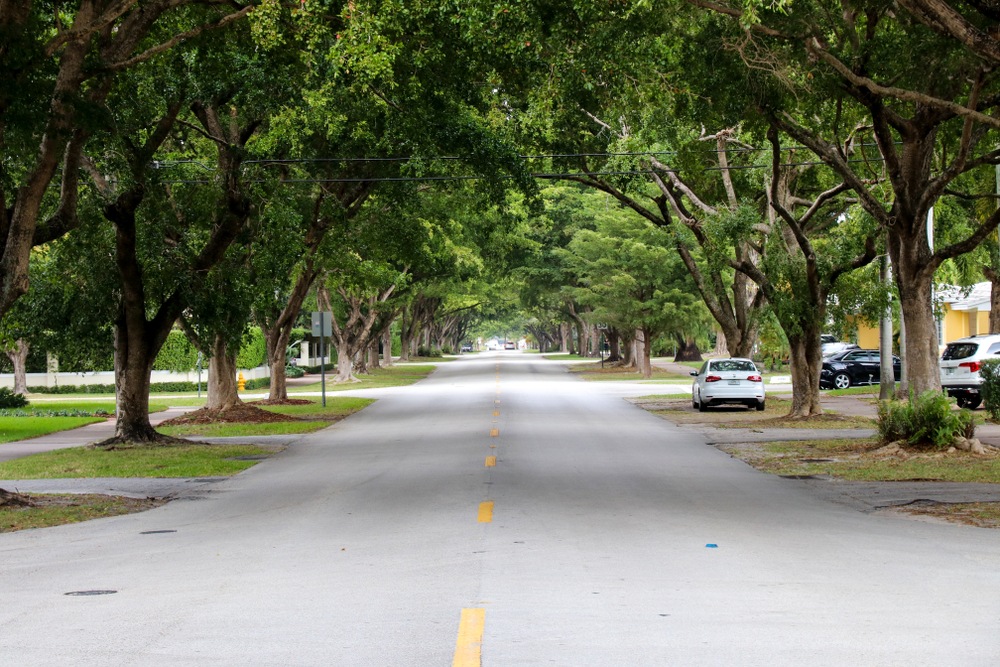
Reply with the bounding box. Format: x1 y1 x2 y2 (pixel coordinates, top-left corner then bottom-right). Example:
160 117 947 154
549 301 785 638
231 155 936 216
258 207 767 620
0 416 105 444
0 494 165 532
825 384 898 397
0 443 268 478
158 421 335 438
543 353 592 360
13 398 208 414
259 396 373 418
720 438 1000 483
289 365 434 392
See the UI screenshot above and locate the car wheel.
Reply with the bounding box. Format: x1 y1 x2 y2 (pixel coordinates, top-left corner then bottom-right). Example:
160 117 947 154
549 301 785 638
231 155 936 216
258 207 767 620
756 400 765 412
833 373 851 390
956 395 969 408
698 397 708 412
968 397 983 410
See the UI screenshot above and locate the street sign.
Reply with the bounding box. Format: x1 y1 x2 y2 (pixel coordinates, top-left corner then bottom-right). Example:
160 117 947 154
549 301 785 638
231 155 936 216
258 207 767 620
311 312 332 337
311 312 332 407
596 322 608 330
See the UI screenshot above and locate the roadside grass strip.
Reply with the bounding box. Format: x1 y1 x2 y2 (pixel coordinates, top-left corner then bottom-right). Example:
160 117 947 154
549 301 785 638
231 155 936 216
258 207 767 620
630 396 874 429
158 421 334 438
542 353 591 360
0 444 269 479
253 397 374 418
825 384 899 397
719 438 1000 483
895 502 1000 528
0 416 105 444
0 494 167 532
570 364 690 382
287 365 436 393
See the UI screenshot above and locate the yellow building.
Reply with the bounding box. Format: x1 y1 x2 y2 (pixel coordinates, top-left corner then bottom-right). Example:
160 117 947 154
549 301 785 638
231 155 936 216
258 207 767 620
855 282 992 350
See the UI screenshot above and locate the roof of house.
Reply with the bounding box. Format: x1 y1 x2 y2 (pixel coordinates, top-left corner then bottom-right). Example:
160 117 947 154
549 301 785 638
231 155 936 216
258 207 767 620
938 281 992 311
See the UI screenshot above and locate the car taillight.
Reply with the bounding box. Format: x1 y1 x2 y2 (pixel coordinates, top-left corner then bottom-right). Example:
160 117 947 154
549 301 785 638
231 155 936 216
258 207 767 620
960 361 981 372
705 375 722 382
747 375 762 382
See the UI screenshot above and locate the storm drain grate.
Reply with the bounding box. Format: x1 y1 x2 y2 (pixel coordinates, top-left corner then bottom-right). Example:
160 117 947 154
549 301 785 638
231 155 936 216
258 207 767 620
65 590 117 596
140 530 177 534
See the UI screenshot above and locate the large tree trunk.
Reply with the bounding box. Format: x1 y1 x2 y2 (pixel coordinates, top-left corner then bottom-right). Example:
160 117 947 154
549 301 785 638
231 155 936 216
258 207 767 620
206 335 241 412
335 348 358 383
399 311 412 362
606 328 621 362
674 335 703 362
4 339 28 395
355 348 369 375
895 274 940 396
383 327 394 366
589 324 600 358
263 322 291 401
368 339 381 370
786 331 824 417
640 328 653 379
112 318 162 443
559 322 569 353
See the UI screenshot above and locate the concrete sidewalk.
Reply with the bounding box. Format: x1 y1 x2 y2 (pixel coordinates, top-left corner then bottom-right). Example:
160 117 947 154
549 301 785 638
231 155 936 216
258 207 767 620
0 406 199 463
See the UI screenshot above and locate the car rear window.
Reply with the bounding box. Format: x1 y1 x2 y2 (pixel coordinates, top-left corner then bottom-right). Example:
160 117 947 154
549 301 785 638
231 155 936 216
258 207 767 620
710 360 757 372
942 343 979 360
988 343 1000 354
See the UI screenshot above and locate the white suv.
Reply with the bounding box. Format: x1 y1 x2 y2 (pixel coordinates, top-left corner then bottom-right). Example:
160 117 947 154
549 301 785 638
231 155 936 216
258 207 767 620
940 334 1000 409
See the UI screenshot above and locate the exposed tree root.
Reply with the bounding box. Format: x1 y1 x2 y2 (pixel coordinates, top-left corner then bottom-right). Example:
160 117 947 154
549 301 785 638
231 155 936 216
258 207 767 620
89 432 202 450
0 488 35 508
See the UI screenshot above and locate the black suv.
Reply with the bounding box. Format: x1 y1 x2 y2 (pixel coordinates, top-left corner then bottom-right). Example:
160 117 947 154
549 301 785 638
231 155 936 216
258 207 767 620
820 349 901 390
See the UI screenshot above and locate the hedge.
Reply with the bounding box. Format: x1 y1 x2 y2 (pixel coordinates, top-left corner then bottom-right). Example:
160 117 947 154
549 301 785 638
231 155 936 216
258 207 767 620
152 330 200 372
236 329 267 370
29 382 202 394
243 377 271 390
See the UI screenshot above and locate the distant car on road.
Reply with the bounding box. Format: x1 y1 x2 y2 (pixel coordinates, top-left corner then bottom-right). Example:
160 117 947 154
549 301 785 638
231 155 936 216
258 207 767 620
819 349 900 390
503 341 516 350
690 358 765 412
940 334 1000 409
461 344 473 352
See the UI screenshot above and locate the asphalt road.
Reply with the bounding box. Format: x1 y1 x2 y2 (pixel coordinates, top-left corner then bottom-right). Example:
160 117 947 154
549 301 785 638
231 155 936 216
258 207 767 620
1 353 998 666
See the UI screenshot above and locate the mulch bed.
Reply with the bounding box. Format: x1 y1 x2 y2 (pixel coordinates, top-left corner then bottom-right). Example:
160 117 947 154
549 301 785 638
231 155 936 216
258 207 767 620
159 403 299 426
247 398 314 406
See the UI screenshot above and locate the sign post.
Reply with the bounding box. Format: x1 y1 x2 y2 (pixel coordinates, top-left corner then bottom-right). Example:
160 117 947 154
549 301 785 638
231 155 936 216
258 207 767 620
596 323 608 368
312 312 332 407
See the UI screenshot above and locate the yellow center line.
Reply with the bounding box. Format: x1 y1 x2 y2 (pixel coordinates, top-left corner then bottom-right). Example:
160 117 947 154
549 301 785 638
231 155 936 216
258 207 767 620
477 501 494 522
494 400 500 404
490 428 498 436
485 456 496 467
453 608 486 667
493 411 499 416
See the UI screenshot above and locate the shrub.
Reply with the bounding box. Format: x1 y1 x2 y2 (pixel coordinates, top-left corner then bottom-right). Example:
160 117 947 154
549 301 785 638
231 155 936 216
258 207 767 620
441 345 452 355
285 365 305 378
875 390 975 448
302 363 335 374
236 329 267 369
980 359 1000 421
243 378 271 391
417 345 428 357
0 387 29 408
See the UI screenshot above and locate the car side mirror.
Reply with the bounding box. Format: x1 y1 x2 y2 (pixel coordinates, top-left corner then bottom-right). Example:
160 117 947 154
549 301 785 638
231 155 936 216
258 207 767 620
690 371 698 377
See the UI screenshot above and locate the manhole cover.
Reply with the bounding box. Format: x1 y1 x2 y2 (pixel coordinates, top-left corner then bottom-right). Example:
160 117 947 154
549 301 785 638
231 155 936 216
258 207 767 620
222 455 270 461
140 530 176 534
65 590 117 596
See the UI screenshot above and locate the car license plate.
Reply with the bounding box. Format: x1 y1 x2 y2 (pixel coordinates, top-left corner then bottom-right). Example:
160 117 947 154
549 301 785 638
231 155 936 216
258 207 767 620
728 380 740 385
947 368 954 375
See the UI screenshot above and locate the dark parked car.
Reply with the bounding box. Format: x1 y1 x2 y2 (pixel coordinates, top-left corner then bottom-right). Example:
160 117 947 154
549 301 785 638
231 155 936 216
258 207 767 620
819 349 901 390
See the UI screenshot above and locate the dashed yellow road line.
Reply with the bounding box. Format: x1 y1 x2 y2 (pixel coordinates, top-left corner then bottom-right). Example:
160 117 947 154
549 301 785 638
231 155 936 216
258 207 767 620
453 608 486 667
493 411 499 416
485 456 496 467
490 428 499 436
477 501 494 522
494 400 500 404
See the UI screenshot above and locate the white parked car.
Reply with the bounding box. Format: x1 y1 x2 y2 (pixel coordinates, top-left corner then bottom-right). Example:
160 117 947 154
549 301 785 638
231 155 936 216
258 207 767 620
690 358 766 412
940 334 1000 409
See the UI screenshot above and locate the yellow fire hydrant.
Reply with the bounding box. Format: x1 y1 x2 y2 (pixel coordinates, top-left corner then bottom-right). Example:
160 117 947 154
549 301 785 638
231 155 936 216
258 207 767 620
238 372 246 391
